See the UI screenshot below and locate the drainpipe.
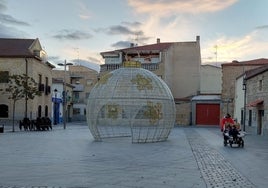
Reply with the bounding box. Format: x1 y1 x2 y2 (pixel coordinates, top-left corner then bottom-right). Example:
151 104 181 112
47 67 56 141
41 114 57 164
243 75 247 131
25 58 28 118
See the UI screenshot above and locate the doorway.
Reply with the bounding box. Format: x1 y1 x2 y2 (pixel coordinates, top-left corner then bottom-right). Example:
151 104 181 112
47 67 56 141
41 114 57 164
257 110 264 135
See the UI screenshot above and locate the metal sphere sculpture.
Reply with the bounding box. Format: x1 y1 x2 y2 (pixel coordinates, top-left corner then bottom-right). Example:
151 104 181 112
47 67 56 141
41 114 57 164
87 61 176 143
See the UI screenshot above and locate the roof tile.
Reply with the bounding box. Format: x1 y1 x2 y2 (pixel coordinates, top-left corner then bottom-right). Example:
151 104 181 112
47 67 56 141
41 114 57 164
0 38 35 57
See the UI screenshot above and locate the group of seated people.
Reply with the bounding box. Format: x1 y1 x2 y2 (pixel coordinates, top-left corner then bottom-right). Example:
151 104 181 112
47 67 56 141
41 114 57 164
19 117 52 131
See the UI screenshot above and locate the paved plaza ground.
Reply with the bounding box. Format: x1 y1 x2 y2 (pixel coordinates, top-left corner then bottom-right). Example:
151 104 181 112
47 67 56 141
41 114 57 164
0 122 267 188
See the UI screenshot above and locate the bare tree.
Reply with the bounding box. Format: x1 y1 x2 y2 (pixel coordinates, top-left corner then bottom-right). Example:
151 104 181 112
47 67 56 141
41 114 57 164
6 74 40 132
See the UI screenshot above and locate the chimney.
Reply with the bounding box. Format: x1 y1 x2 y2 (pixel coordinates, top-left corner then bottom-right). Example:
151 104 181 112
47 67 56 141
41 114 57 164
130 43 134 47
156 38 160 44
196 36 200 42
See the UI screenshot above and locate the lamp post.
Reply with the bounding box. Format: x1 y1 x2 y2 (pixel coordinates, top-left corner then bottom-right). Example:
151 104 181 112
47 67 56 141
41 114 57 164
58 60 73 129
53 89 58 125
242 75 247 131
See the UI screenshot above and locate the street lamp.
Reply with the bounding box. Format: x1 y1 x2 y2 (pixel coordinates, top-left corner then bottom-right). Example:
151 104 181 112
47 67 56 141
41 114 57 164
53 89 58 125
58 60 73 129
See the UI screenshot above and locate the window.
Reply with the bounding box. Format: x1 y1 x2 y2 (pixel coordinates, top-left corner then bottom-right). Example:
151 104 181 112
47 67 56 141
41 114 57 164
0 71 9 83
45 105 48 117
258 79 263 91
85 92 90 99
74 92 79 102
38 74 44 92
87 79 93 85
0 104 8 117
45 77 50 95
73 108 80 115
38 105 42 117
38 74 42 84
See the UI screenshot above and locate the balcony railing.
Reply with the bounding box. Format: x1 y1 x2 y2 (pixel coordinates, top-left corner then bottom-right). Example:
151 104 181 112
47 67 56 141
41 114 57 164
45 85 51 95
72 98 87 104
72 84 84 92
100 63 159 72
38 84 44 92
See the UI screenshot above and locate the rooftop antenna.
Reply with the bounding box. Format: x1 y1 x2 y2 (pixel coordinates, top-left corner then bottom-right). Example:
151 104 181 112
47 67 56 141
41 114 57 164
214 45 218 65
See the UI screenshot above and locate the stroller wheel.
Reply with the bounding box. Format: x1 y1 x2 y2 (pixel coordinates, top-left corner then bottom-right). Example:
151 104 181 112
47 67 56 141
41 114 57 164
224 140 227 146
229 141 233 147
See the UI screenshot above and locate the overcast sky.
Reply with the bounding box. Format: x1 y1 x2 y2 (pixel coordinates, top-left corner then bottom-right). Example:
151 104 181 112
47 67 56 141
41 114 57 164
0 0 268 71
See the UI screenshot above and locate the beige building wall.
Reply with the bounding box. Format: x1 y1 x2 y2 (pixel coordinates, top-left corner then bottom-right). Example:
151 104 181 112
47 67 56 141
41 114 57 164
0 58 53 120
200 65 222 94
99 37 202 125
69 65 98 121
165 41 201 99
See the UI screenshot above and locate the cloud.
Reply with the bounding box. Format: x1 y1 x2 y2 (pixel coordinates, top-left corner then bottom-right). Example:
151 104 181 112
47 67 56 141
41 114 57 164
111 41 132 49
0 24 28 38
52 30 93 40
201 29 268 63
0 0 29 26
87 56 101 64
128 0 238 15
0 1 29 26
95 23 150 46
255 25 268 30
106 25 143 36
0 0 7 12
121 21 142 27
0 13 30 26
71 58 100 72
0 0 29 38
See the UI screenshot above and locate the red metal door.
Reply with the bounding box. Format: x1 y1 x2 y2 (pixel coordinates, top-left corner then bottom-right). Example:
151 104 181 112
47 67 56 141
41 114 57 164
196 104 220 125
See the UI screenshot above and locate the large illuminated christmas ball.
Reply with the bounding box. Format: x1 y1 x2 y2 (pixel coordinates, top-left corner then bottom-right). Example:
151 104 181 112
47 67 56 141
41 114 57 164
87 61 176 143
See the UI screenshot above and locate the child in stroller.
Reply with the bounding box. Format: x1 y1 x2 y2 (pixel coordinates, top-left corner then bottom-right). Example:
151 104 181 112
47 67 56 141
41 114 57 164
223 123 245 147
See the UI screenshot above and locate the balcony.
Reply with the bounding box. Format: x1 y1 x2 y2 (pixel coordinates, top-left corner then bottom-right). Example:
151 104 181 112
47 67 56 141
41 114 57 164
100 63 159 72
38 84 44 92
72 84 84 92
45 85 51 95
72 98 87 104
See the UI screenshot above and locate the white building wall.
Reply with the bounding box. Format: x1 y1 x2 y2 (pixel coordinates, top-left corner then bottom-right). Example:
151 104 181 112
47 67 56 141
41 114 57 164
234 76 245 124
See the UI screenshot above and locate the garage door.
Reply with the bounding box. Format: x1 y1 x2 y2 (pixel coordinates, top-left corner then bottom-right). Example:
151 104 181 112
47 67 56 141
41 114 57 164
196 104 220 125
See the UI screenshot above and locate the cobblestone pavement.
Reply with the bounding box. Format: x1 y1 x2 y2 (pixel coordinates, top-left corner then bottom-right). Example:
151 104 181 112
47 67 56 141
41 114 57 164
185 129 255 188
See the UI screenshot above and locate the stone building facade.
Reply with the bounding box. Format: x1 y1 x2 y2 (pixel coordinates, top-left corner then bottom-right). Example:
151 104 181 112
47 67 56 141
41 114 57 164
221 58 268 121
244 65 268 135
0 38 54 122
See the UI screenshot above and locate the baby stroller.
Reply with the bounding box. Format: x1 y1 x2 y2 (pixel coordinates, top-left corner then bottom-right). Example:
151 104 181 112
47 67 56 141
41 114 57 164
223 124 245 148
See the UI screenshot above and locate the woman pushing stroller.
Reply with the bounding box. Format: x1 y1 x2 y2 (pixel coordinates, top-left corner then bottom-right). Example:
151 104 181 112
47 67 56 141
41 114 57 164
220 113 235 132
221 114 244 147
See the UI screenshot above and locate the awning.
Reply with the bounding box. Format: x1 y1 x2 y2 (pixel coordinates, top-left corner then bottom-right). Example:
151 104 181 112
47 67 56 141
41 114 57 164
246 99 263 107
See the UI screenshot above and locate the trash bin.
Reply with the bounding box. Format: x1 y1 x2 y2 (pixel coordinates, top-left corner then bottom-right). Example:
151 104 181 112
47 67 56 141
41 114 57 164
0 125 4 133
